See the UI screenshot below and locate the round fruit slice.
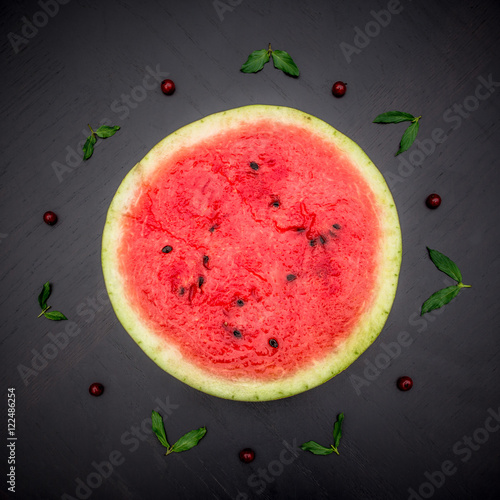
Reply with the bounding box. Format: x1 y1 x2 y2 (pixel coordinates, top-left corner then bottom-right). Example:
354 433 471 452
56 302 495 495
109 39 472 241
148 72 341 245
102 105 401 401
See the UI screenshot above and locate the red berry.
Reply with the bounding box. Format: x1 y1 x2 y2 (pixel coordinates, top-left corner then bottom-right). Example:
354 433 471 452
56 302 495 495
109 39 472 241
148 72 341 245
426 193 441 209
43 211 58 225
161 79 176 95
89 383 104 397
332 81 347 97
239 448 255 463
397 376 413 391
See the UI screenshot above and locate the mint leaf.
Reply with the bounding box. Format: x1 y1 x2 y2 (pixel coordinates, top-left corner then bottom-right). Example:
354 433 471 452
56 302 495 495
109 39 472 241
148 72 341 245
151 411 170 448
241 44 300 76
301 412 345 456
43 311 68 321
271 50 299 76
38 282 51 309
373 111 421 155
241 49 270 73
95 125 120 138
82 123 120 159
332 413 344 452
396 118 420 155
373 111 415 124
427 247 462 283
300 441 334 455
83 134 97 161
38 306 50 318
421 286 462 315
421 248 470 315
171 427 207 453
36 281 68 320
151 413 207 457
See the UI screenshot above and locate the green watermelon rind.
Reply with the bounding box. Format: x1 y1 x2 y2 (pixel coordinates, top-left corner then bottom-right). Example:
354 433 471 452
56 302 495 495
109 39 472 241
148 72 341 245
102 105 402 401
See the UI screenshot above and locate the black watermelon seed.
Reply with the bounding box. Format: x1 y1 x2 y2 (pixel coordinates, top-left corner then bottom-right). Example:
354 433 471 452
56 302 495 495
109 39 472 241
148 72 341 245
233 329 242 338
203 255 209 268
250 162 259 171
286 274 297 282
332 224 341 230
296 227 306 232
319 235 326 245
179 287 185 296
236 299 245 307
209 226 216 233
162 245 173 253
269 338 278 348
198 276 205 288
309 239 316 247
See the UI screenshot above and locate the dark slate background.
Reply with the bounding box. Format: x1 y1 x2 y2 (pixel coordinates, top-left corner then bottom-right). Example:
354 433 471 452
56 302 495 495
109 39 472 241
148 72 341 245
1 0 500 499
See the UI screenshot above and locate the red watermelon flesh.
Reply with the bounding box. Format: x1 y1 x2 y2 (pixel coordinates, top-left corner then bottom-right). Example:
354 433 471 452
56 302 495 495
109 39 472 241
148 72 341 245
102 105 401 401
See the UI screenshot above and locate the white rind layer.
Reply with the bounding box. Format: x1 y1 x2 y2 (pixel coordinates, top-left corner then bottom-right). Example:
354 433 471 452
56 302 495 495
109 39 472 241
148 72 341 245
102 105 402 401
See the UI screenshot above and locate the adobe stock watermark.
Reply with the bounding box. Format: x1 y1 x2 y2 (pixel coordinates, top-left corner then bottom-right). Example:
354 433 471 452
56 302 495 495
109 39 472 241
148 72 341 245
109 64 169 120
339 0 406 64
407 405 500 499
213 0 243 22
7 0 70 54
61 396 179 500
349 330 414 395
51 64 169 184
17 288 111 387
349 283 452 396
384 73 499 189
234 439 300 499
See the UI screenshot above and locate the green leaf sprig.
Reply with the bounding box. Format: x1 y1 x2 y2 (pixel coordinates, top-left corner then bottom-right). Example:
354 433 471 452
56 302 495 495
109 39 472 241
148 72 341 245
241 43 299 77
373 111 421 156
151 411 207 456
300 413 344 456
37 282 68 321
421 248 471 315
83 124 120 160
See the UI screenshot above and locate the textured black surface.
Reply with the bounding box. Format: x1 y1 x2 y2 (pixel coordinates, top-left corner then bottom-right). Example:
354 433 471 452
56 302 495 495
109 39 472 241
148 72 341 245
1 0 500 499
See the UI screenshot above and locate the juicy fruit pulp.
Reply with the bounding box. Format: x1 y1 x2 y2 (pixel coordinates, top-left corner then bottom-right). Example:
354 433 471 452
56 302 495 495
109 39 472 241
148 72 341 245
102 105 401 401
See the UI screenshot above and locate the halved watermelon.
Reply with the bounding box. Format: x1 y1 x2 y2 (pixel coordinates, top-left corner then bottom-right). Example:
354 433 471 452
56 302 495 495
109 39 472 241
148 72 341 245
102 105 401 401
